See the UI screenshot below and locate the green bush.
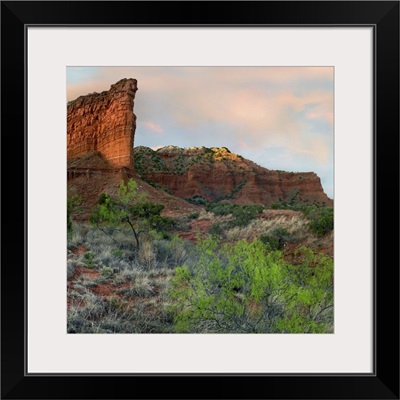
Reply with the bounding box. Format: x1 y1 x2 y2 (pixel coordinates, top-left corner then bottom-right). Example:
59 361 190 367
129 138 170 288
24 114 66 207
209 223 224 237
185 195 207 206
301 206 334 236
270 202 281 210
153 235 191 269
168 237 333 333
101 267 114 278
259 228 293 250
187 212 200 220
205 203 264 228
83 252 95 269
111 249 124 257
67 195 81 233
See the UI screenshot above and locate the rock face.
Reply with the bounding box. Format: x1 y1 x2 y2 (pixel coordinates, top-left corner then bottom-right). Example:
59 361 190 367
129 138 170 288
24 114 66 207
67 78 138 168
135 146 333 207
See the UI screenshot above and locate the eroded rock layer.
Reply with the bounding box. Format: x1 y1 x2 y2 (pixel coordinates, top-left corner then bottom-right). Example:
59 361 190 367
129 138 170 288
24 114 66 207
67 78 138 168
135 146 333 207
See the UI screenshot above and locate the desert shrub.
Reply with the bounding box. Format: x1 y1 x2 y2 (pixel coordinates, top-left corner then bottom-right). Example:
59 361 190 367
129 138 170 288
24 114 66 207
67 195 82 234
67 223 87 249
75 275 97 289
80 227 135 271
187 212 200 220
67 259 78 279
301 206 334 236
153 235 191 269
83 252 95 269
185 195 207 206
151 215 176 232
171 217 190 232
138 241 156 270
117 277 154 298
119 268 138 281
229 205 264 228
205 202 234 216
209 223 224 237
206 203 264 228
259 227 293 250
111 249 124 257
112 274 127 286
101 266 114 278
168 237 333 333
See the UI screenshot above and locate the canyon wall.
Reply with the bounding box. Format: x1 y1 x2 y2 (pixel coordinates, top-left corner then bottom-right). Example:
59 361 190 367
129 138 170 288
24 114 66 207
67 78 138 168
134 146 333 207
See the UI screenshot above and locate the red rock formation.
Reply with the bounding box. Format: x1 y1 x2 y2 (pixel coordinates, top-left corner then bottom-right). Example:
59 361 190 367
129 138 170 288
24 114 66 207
67 78 138 168
67 169 200 220
134 146 333 207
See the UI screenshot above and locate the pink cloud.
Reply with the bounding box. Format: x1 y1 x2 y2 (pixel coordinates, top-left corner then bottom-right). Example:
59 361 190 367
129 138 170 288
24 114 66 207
141 120 164 134
238 140 248 150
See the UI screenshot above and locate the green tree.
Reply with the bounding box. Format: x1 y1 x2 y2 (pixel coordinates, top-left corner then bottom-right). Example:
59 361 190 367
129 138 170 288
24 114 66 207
90 179 174 249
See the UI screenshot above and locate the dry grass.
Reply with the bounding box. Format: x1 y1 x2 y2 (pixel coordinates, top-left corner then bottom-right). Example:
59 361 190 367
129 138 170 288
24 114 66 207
226 211 309 242
67 223 190 333
197 210 233 224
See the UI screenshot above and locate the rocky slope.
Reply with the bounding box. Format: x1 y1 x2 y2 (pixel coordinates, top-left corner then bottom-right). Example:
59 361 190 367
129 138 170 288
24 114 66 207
67 159 200 220
134 145 332 207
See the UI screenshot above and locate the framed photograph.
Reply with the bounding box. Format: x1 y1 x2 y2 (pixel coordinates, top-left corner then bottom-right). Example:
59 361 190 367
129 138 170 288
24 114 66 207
2 1 399 399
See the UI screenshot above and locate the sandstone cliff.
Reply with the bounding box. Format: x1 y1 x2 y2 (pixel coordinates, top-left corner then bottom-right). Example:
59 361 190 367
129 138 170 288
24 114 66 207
134 146 333 207
67 78 138 169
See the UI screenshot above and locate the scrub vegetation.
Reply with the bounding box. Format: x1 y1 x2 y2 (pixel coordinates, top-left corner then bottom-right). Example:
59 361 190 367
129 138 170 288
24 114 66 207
67 179 334 334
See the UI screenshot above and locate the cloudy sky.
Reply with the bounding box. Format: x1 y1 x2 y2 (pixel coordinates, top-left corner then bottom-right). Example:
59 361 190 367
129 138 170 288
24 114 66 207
67 66 334 199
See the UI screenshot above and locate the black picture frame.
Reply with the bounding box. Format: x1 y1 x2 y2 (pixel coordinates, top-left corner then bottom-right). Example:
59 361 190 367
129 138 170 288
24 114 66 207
1 1 399 399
